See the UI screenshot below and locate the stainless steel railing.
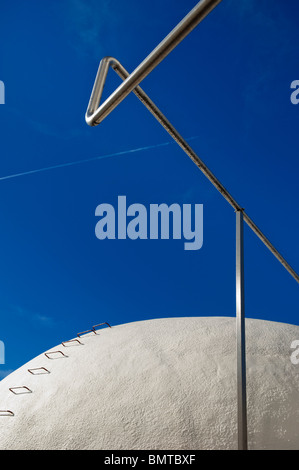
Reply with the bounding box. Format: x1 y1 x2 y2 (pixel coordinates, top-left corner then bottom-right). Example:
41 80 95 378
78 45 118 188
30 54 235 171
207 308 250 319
86 56 299 284
86 0 222 126
85 0 299 450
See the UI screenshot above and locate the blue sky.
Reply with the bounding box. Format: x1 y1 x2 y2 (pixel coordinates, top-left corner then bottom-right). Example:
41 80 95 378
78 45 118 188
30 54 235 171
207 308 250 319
0 0 298 377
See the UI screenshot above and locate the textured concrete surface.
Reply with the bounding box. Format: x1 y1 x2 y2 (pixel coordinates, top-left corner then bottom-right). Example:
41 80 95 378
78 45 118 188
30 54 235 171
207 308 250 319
0 316 298 450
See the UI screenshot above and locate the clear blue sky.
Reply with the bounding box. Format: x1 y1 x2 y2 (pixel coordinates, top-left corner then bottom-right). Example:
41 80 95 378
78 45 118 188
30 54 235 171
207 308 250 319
0 0 298 377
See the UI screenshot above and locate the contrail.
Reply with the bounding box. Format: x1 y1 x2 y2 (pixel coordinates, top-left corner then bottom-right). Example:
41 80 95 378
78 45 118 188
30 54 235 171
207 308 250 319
0 136 199 182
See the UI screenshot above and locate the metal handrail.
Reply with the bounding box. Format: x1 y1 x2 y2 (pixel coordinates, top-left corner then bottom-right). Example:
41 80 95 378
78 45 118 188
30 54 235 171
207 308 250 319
85 0 298 450
86 55 299 284
86 0 222 126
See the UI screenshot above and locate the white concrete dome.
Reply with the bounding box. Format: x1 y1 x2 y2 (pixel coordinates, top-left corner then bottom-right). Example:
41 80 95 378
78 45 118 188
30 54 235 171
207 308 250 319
0 316 298 450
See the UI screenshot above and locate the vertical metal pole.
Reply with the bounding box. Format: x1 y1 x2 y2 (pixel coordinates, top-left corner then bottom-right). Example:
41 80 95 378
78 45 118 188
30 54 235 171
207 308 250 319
236 209 248 450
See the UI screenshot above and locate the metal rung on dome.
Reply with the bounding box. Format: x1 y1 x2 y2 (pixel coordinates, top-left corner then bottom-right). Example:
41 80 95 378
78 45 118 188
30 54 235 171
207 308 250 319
44 351 67 359
77 329 96 338
28 367 50 375
62 339 83 347
9 386 32 395
0 410 14 416
92 322 111 331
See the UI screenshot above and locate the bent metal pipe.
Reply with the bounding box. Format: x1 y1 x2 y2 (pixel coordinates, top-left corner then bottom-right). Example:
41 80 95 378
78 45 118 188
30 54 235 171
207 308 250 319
86 56 299 284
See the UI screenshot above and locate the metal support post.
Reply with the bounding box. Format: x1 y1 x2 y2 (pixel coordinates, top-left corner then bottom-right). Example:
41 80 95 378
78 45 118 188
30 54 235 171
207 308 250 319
236 209 248 450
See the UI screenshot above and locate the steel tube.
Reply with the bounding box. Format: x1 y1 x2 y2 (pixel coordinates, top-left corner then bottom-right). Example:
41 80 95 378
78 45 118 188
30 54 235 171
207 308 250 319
85 0 299 452
107 58 299 284
236 210 248 450
85 0 222 126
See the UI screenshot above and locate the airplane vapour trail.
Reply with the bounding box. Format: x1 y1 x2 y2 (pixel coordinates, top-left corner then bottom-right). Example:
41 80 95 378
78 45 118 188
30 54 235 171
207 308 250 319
0 136 199 182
